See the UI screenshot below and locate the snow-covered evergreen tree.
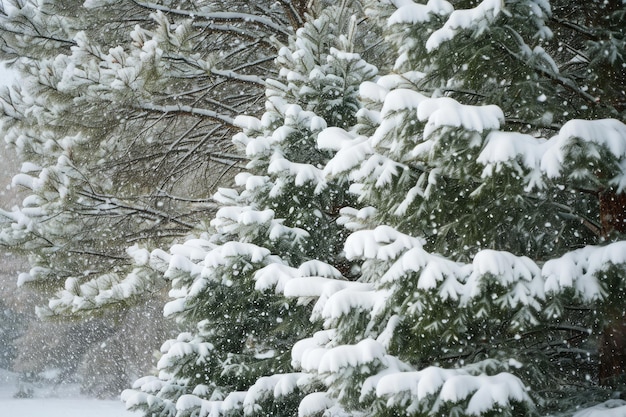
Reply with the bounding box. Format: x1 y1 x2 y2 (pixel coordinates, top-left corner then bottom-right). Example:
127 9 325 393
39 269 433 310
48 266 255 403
249 0 626 416
3 0 625 415
0 0 308 317
122 6 377 416
0 0 309 396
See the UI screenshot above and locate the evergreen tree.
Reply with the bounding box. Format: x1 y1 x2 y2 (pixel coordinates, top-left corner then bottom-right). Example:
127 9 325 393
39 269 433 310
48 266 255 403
122 6 377 416
0 0 308 395
0 0 307 317
251 0 626 416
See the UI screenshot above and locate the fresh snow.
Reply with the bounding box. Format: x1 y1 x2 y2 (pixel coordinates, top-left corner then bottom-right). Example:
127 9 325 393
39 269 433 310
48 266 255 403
358 81 388 103
318 339 386 373
298 392 334 417
478 118 626 190
388 0 453 26
440 373 528 415
417 97 504 138
342 226 626 307
477 131 548 176
372 367 465 400
345 225 424 260
369 367 529 415
541 118 626 179
243 372 306 413
543 242 626 300
321 285 386 321
322 134 372 177
426 0 503 51
573 400 626 417
0 369 138 417
267 157 324 187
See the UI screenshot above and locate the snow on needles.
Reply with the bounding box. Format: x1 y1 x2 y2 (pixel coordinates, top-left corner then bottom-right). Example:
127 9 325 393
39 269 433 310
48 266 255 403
388 0 454 26
340 227 626 307
418 97 504 138
349 72 626 193
265 230 626 413
426 0 504 51
262 226 626 347
370 367 529 415
479 118 626 191
540 118 626 183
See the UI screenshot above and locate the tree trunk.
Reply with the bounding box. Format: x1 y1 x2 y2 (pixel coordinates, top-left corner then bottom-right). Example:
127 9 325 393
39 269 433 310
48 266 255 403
599 315 626 386
598 188 626 386
599 188 626 236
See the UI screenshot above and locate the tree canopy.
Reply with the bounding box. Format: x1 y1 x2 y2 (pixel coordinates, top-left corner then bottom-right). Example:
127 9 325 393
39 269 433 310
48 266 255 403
2 0 626 415
0 0 312 396
0 0 311 316
124 0 626 416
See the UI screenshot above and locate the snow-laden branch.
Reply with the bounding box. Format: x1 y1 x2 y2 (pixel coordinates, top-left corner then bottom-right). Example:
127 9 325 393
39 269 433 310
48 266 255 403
131 1 291 36
268 225 626 330
137 102 236 127
426 0 502 51
76 190 197 230
479 118 626 190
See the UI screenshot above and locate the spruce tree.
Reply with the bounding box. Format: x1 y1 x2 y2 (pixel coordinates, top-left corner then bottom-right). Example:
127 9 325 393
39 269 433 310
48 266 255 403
257 0 626 416
122 6 377 416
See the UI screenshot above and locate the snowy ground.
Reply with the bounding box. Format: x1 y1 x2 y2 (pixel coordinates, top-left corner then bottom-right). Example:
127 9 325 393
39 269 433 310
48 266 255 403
0 369 140 417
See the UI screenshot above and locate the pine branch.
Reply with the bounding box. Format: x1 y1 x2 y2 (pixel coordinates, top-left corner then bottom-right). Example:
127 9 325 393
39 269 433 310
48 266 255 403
131 1 292 36
65 249 128 260
498 26 600 106
550 16 599 41
136 102 236 127
76 190 196 229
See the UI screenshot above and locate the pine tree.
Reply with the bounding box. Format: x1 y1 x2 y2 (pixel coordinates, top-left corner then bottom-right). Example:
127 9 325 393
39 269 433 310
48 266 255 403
0 0 307 317
0 0 307 396
254 0 626 416
122 6 377 416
